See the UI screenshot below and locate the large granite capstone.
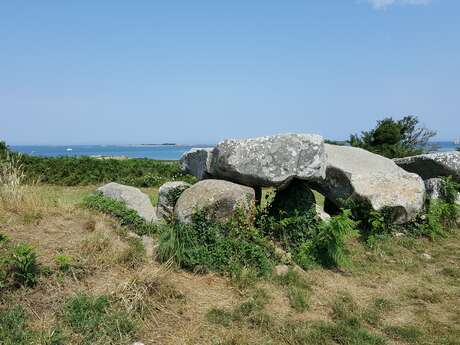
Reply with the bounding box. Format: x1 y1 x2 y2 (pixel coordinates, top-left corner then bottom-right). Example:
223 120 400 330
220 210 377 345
209 133 326 188
314 144 426 224
174 179 255 224
394 152 460 182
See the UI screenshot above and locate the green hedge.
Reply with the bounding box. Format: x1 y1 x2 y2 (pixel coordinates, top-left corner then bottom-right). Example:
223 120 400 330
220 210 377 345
1 140 196 187
22 155 195 187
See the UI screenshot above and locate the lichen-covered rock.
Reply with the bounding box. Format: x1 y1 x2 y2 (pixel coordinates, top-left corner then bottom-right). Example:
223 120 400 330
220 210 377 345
174 179 255 224
97 182 158 222
209 133 326 188
424 178 460 204
424 178 444 200
394 152 460 182
314 144 425 224
180 148 214 180
156 181 191 219
315 205 331 222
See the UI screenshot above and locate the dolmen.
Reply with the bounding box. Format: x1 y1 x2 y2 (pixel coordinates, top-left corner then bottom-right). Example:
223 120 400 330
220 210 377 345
180 134 426 225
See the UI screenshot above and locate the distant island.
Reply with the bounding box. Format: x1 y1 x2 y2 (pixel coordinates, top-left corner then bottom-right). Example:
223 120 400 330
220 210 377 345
138 143 177 146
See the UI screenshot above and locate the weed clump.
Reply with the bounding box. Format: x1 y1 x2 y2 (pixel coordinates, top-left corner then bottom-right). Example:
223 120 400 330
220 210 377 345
207 289 272 329
0 240 40 289
0 306 34 345
275 268 311 312
157 212 275 277
259 207 358 269
63 293 137 345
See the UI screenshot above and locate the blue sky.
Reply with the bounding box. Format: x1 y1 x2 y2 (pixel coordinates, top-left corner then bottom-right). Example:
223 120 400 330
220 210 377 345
1 0 459 145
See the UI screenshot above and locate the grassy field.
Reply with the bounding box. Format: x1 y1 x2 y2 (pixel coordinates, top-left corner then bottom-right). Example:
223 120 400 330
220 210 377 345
1 184 459 345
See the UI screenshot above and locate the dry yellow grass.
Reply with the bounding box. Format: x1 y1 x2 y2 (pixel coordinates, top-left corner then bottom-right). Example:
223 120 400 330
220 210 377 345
1 184 460 345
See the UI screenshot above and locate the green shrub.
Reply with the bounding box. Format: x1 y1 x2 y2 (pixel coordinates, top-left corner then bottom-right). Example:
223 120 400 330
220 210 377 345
17 154 196 187
414 200 459 239
8 243 40 287
83 193 158 236
63 293 137 345
440 176 460 204
157 212 274 277
260 207 358 269
258 207 318 266
302 210 358 268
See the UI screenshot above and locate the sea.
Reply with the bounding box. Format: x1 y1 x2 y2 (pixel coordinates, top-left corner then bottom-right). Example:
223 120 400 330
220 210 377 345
9 141 458 161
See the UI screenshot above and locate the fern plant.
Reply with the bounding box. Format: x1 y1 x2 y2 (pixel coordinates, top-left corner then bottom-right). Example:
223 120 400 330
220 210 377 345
302 209 359 268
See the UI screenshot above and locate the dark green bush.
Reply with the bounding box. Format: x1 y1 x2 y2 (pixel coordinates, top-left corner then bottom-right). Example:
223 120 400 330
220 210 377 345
83 193 158 236
299 210 358 268
157 212 275 277
0 140 196 187
18 155 195 187
259 206 358 269
349 116 436 158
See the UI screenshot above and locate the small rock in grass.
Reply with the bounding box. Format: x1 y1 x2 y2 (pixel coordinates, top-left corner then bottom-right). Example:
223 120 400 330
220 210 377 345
97 182 158 222
274 264 290 277
420 253 432 260
157 181 191 220
274 246 293 264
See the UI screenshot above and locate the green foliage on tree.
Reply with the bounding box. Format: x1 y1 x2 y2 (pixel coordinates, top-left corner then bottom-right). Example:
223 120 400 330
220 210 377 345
0 141 10 158
348 116 436 158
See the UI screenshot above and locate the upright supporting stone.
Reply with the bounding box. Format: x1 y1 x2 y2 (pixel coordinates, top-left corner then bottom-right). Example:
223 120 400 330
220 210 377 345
254 187 263 206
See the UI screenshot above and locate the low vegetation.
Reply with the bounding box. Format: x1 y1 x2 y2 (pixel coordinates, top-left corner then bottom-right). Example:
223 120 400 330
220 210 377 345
83 193 158 236
1 140 196 187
